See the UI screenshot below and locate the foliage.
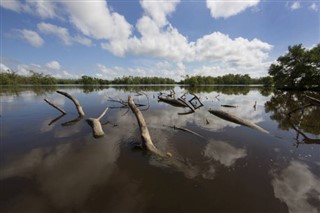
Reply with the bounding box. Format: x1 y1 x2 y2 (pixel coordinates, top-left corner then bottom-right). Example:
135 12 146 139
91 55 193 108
269 44 320 90
112 76 175 84
179 74 269 86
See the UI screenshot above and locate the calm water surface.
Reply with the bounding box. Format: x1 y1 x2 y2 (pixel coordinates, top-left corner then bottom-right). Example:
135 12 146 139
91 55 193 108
1 86 319 213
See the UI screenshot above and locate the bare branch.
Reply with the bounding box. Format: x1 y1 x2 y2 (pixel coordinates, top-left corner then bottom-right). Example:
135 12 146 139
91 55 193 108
44 98 67 114
56 91 85 117
97 107 109 121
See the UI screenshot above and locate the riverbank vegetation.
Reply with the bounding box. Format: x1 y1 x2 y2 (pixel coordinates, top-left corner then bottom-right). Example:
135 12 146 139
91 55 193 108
0 71 272 86
1 44 318 90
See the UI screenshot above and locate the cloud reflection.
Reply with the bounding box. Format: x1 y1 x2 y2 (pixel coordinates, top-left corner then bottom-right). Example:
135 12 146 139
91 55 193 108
272 161 320 213
203 139 247 167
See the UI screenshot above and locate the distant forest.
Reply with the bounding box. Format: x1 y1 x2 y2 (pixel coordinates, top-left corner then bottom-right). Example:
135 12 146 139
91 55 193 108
1 43 319 90
0 70 272 86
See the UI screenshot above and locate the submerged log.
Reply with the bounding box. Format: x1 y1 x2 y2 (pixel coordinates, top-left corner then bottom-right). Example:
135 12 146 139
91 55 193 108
208 109 269 134
128 96 169 157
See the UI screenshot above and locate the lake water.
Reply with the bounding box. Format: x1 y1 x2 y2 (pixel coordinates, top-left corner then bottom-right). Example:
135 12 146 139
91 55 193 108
1 85 319 213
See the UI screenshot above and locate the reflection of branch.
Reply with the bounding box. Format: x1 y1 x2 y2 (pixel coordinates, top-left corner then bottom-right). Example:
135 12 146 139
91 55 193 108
287 104 312 117
48 114 66 126
61 116 82 126
288 117 320 146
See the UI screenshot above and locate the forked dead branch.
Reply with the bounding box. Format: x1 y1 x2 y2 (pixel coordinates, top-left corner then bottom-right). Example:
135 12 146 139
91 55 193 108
45 90 109 138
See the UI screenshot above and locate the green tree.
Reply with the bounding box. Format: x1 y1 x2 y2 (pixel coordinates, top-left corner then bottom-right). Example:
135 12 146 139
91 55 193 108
269 44 320 90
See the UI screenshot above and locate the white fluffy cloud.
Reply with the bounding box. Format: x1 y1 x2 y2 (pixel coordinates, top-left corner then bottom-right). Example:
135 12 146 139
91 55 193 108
37 22 92 46
46 61 61 70
17 29 44 47
206 0 260 19
140 0 180 27
62 1 132 41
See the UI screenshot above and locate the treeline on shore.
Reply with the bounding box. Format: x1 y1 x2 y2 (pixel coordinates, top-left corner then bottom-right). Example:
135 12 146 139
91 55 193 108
0 71 272 86
1 43 319 90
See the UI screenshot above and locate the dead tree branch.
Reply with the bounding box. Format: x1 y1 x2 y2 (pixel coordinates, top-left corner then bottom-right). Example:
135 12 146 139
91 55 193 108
128 96 169 158
56 90 85 117
44 98 67 115
208 109 269 134
86 107 109 138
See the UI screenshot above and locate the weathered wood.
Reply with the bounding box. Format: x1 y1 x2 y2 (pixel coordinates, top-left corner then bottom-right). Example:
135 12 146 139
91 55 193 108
208 109 269 134
44 98 67 114
86 107 109 138
86 118 105 138
56 90 85 116
128 96 169 157
158 96 188 108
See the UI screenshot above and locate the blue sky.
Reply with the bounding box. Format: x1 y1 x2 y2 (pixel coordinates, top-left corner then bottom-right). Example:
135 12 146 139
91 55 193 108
1 0 319 80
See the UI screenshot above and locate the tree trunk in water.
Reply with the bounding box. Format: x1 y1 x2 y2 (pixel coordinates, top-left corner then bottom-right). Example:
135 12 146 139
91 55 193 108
128 96 169 157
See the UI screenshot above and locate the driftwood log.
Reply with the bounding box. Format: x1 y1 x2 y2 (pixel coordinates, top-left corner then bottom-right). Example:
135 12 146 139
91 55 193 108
45 91 108 138
208 109 269 134
128 96 170 157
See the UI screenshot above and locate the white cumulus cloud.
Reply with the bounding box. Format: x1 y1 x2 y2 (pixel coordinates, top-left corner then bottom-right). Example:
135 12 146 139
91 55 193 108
46 61 61 70
62 1 132 41
17 29 44 47
140 0 180 27
206 0 260 19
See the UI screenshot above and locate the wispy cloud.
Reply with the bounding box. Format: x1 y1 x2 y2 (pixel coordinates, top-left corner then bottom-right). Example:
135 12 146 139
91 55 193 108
17 29 44 47
37 22 92 46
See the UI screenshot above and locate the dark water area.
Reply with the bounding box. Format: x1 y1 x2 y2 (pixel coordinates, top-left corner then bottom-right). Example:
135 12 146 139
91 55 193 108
1 85 319 213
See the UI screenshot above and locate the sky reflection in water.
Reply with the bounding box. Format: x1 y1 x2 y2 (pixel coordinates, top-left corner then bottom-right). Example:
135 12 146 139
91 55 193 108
1 86 319 213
